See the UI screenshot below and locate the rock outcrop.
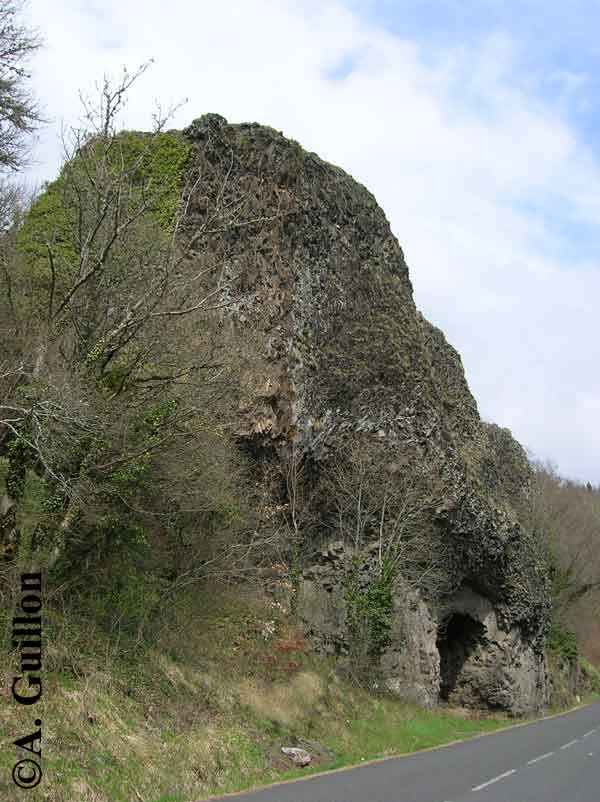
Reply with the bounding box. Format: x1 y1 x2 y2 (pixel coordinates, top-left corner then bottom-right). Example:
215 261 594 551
180 114 552 714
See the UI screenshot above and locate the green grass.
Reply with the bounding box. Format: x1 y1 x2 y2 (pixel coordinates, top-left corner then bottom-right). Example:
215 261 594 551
332 703 505 761
579 656 600 704
0 585 577 802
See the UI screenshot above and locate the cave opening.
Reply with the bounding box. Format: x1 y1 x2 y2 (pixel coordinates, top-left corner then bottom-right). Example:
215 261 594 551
436 613 486 701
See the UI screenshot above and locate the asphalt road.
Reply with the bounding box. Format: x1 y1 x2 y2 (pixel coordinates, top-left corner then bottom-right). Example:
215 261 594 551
205 701 600 802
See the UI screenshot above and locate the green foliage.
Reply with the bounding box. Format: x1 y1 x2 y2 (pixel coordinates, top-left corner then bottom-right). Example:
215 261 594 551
580 657 600 694
0 449 65 562
104 130 193 229
85 564 160 638
344 556 395 678
5 435 30 498
16 467 55 548
138 131 193 229
139 397 180 433
16 173 75 276
16 130 192 279
547 622 578 662
97 513 149 549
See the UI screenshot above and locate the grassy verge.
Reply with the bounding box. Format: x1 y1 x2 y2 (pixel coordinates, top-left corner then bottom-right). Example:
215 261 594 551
579 656 600 705
0 586 571 802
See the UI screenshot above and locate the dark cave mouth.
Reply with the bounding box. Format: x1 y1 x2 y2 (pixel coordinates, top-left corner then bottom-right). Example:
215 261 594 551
436 613 486 701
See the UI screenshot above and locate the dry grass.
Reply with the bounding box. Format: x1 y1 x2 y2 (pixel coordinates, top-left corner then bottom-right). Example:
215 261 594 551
0 585 514 802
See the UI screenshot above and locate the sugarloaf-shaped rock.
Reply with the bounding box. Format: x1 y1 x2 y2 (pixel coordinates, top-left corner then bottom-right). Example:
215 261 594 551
181 114 552 713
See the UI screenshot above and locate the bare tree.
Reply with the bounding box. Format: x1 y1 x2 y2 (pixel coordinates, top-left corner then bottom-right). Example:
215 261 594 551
0 67 281 590
0 0 42 171
312 440 452 683
530 460 600 615
325 440 451 593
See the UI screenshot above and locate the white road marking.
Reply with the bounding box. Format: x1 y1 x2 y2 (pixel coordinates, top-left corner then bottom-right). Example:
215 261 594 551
583 729 597 738
560 739 579 750
471 769 516 792
527 751 554 765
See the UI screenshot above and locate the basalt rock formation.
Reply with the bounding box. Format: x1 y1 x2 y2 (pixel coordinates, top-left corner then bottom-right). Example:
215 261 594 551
181 114 552 714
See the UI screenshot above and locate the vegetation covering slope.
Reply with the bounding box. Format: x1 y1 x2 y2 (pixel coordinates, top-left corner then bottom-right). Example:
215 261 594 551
0 64 598 802
0 583 512 802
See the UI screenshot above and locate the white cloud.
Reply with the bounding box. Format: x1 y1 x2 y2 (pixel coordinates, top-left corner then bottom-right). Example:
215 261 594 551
25 0 600 483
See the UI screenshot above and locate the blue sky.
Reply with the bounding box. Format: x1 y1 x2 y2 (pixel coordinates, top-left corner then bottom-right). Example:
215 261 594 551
337 1 600 263
376 5 598 111
360 0 599 82
24 0 600 484
362 1 600 176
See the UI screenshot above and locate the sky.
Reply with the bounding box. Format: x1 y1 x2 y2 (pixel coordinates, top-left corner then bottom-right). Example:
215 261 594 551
22 0 600 484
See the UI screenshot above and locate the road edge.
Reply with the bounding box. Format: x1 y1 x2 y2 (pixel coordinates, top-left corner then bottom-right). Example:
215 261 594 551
198 697 600 802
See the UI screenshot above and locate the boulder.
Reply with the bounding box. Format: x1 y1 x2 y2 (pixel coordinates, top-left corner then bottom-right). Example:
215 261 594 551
281 747 311 767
